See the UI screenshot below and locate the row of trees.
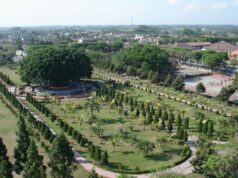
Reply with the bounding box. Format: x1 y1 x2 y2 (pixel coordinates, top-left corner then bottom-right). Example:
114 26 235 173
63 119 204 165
0 138 12 178
0 81 76 178
26 92 109 166
0 72 14 85
97 86 189 144
92 44 175 82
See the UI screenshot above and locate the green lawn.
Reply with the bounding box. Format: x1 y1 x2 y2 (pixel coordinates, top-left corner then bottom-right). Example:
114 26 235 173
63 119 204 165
0 100 21 178
0 66 24 85
0 97 90 178
42 97 185 173
93 68 238 115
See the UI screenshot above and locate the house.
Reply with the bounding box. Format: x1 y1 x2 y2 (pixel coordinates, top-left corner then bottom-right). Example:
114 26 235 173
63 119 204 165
186 42 212 50
205 41 238 52
78 38 98 44
173 42 212 50
229 91 238 104
230 50 238 59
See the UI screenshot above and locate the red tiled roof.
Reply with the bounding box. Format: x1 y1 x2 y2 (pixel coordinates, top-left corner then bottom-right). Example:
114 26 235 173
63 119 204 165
206 41 238 51
186 42 212 47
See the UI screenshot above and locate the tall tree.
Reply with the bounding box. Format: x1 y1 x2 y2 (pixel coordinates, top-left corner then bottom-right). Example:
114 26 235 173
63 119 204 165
172 76 185 91
0 158 12 178
20 46 93 86
84 97 100 118
49 134 74 178
167 118 173 132
14 116 30 174
0 137 12 170
196 82 206 93
23 140 46 178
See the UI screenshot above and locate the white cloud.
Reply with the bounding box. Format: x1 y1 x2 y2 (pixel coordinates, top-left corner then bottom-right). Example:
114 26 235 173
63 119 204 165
211 3 227 10
184 4 195 12
168 0 179 5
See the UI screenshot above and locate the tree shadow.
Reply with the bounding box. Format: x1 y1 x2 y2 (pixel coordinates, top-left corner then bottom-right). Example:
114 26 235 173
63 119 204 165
108 162 130 171
120 151 134 155
100 117 125 125
147 152 172 161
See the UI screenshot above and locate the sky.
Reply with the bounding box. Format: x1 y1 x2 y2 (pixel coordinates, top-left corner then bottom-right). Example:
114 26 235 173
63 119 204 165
0 0 238 27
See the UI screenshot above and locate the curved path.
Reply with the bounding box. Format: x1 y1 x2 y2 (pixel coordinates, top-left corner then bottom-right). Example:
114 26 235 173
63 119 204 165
74 135 199 178
17 96 199 178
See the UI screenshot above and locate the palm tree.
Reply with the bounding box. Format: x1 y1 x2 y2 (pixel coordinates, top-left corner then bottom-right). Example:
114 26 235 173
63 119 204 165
92 124 104 143
109 99 115 113
179 109 187 119
49 96 56 111
141 116 147 130
78 114 84 129
111 136 117 151
65 103 78 123
55 97 61 114
84 97 100 117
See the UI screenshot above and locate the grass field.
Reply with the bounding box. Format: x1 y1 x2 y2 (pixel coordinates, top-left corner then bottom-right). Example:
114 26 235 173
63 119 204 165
41 96 186 173
0 97 90 178
0 65 24 85
0 100 21 178
93 68 238 115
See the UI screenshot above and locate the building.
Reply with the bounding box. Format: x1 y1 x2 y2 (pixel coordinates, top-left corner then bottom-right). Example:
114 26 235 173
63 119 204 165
78 38 98 44
186 42 212 50
230 50 238 59
229 91 238 104
173 42 212 50
205 41 238 52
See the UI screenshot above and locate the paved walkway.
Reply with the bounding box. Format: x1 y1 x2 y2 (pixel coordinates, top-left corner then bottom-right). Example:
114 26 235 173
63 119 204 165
74 136 199 178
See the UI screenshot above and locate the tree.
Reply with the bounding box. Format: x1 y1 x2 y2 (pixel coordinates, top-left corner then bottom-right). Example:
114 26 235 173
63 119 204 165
89 167 99 178
164 74 173 87
157 136 169 151
20 46 93 86
167 118 173 132
94 147 101 161
217 85 236 102
0 137 11 170
90 145 96 158
0 158 12 178
172 76 185 91
14 116 30 174
111 136 116 151
183 118 189 129
23 140 46 178
162 110 168 120
84 97 100 118
233 72 238 90
135 140 155 157
183 130 188 142
196 82 206 93
202 51 223 70
101 151 109 165
110 44 174 80
141 116 147 130
177 114 182 128
49 134 74 178
207 121 214 137
181 144 190 157
198 118 203 133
